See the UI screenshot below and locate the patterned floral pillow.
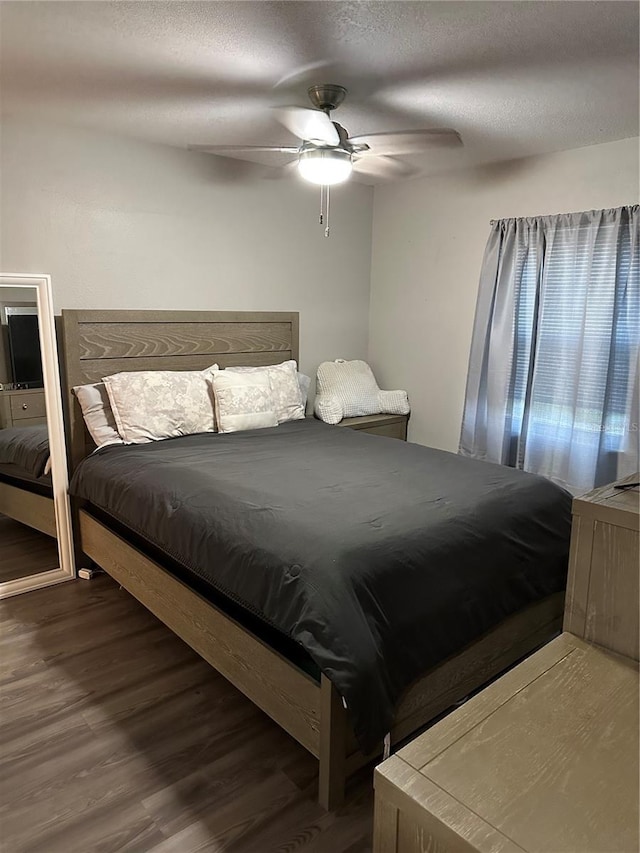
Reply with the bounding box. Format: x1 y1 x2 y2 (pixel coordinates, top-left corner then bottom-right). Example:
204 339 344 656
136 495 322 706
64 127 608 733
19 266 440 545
210 371 278 433
103 364 218 443
224 360 305 423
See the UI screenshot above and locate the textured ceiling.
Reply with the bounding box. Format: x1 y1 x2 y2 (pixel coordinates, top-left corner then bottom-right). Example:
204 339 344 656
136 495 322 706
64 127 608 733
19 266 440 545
1 1 638 182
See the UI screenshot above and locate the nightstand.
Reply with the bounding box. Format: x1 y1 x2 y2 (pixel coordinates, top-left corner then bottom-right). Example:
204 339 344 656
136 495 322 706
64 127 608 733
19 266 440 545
336 413 408 441
0 388 47 428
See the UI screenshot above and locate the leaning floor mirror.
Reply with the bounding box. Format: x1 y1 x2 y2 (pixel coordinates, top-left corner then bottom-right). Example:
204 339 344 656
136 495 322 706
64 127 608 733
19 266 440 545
0 273 74 597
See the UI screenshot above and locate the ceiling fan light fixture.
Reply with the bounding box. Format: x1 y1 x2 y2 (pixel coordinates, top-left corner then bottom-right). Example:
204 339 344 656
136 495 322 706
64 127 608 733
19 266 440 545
298 148 353 185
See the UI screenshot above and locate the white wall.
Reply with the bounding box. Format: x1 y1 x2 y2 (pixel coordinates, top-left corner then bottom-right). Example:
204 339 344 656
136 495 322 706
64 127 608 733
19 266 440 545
0 117 374 380
2 119 636 437
369 137 639 452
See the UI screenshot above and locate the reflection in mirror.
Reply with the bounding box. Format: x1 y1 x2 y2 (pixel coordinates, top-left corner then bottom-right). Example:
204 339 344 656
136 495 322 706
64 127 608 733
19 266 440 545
0 287 59 582
0 282 63 587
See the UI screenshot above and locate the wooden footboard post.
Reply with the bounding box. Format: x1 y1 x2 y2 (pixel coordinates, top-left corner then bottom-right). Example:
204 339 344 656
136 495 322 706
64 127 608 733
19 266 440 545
318 674 348 810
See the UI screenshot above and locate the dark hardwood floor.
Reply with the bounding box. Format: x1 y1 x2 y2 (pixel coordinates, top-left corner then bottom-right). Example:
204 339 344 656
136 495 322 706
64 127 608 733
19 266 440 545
0 575 374 852
0 514 59 583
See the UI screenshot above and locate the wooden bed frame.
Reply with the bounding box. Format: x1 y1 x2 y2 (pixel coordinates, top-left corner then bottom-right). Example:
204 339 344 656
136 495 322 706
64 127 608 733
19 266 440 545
0 479 56 537
60 309 564 809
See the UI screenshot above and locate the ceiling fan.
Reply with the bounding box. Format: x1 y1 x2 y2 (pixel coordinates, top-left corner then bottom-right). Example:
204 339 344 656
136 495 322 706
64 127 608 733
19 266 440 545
190 84 462 234
191 83 462 183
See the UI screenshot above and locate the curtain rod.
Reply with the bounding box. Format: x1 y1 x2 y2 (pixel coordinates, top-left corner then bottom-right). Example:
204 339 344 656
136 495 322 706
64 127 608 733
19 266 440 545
489 203 638 226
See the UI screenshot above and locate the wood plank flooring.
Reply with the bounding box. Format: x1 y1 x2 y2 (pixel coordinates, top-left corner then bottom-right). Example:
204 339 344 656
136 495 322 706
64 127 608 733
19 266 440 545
0 575 374 852
0 514 59 583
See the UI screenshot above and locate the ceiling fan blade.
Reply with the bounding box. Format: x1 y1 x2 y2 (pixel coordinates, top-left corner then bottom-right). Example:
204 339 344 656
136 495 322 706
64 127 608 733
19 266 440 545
349 129 462 156
188 144 300 154
352 156 416 179
262 159 300 180
275 107 339 145
273 60 335 90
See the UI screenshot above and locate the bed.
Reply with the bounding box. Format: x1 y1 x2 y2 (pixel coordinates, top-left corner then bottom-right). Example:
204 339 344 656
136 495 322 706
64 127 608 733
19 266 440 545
0 424 56 537
60 309 571 809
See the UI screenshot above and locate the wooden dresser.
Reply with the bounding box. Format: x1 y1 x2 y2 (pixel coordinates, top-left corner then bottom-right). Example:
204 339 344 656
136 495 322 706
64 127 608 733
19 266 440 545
336 413 408 441
0 388 47 428
374 473 639 853
564 473 639 660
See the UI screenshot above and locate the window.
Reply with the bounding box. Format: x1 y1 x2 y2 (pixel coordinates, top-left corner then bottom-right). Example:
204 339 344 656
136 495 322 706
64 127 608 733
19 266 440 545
460 206 639 492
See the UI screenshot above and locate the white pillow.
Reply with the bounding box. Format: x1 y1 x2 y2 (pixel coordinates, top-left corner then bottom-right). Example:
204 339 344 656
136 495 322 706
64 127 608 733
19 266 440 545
298 372 311 411
103 364 219 444
72 382 124 448
210 371 278 434
314 359 410 425
224 360 305 423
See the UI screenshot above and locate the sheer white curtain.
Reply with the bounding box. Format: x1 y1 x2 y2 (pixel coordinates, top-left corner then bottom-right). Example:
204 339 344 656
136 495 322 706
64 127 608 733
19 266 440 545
460 205 639 493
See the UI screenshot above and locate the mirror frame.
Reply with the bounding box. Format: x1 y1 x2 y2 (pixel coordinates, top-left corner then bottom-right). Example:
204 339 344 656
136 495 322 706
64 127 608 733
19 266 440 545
0 273 75 597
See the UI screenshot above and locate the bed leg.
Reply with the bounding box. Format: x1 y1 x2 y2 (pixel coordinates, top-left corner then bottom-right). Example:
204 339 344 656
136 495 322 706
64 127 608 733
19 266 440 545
318 674 348 810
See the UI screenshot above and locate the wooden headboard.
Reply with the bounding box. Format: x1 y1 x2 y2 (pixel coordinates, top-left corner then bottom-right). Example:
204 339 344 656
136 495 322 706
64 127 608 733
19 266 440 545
60 309 299 470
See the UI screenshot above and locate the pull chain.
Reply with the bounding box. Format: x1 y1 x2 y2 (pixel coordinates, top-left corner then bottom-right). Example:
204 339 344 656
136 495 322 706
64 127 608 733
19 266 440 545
318 185 332 237
324 184 330 238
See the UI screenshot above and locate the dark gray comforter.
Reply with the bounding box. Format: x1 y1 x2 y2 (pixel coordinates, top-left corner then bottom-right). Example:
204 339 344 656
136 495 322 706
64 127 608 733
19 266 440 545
0 425 49 478
70 418 571 751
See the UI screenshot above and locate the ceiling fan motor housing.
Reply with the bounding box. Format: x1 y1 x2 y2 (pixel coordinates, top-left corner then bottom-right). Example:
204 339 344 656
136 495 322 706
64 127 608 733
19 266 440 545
307 84 347 113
